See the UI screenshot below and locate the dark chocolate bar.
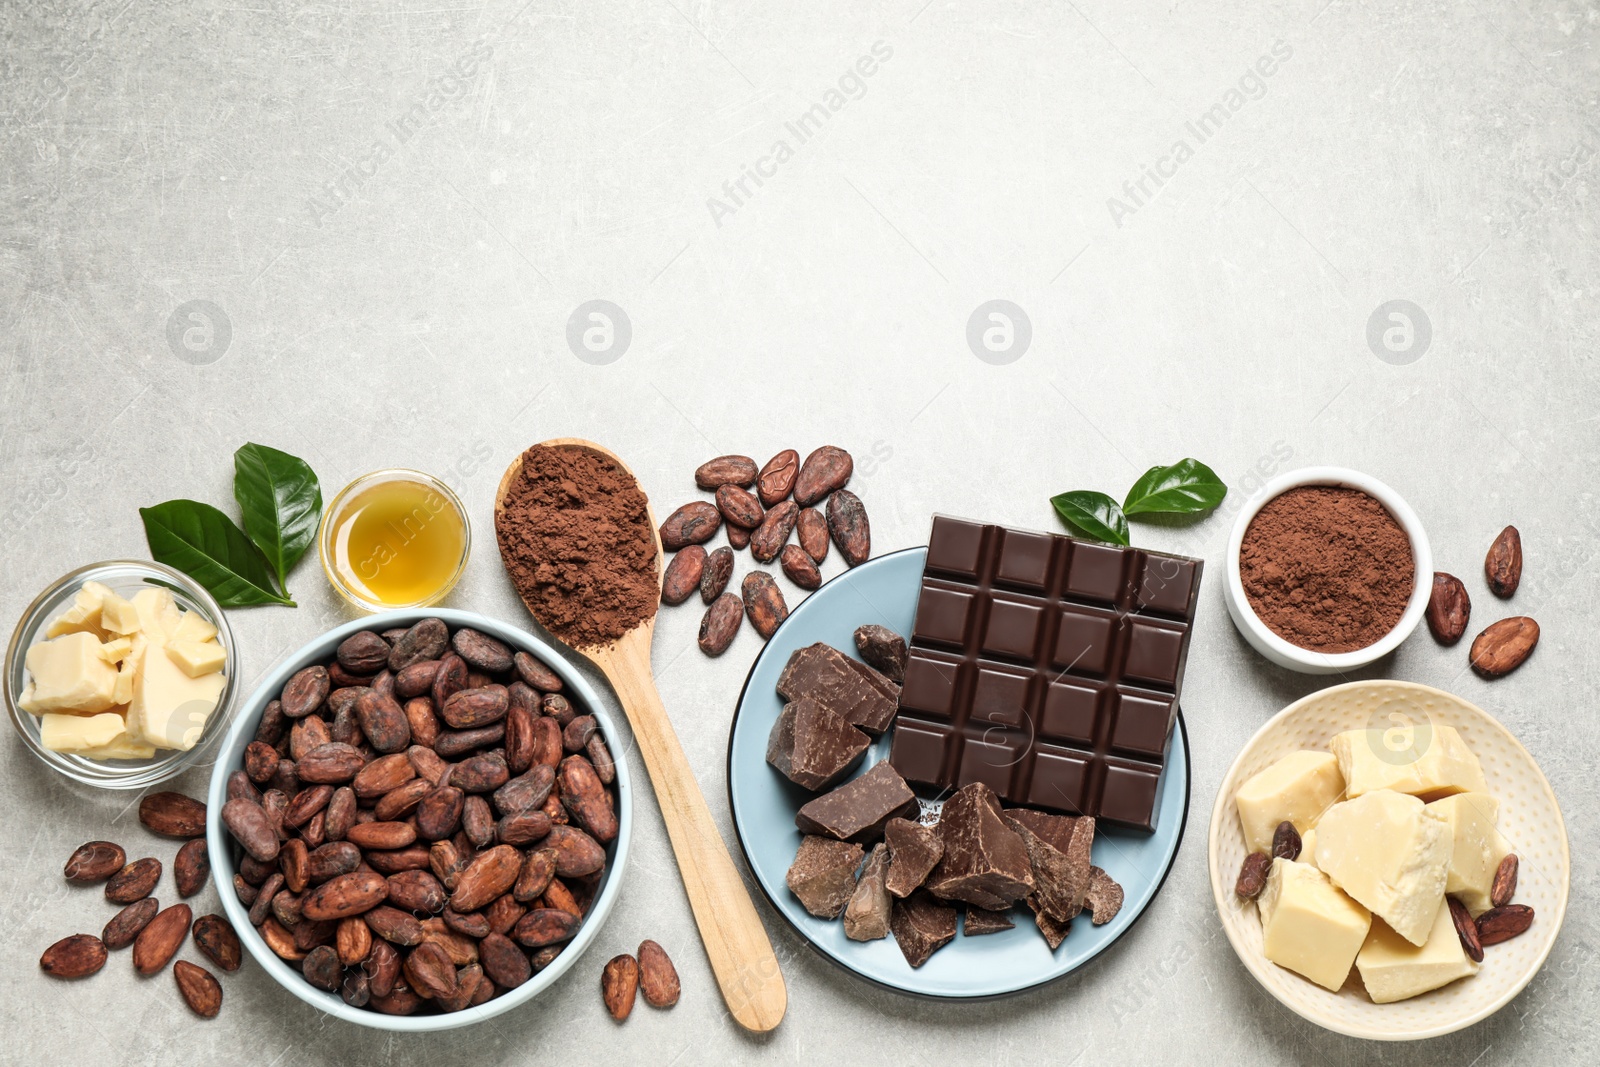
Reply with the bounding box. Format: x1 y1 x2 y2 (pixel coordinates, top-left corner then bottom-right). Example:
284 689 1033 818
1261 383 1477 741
887 516 1201 832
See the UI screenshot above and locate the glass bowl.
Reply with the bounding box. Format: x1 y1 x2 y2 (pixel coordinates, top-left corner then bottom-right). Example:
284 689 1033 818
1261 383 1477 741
317 468 471 613
5 560 238 789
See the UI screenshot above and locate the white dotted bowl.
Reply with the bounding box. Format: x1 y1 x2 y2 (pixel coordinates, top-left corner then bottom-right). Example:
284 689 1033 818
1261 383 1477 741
1207 680 1569 1040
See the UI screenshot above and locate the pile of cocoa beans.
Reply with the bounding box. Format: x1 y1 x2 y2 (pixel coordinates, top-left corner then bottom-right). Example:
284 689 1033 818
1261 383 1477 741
1427 525 1540 679
658 446 871 657
221 617 619 1015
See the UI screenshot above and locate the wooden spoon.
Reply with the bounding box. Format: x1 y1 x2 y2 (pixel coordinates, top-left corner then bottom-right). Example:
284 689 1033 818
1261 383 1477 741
494 438 786 1033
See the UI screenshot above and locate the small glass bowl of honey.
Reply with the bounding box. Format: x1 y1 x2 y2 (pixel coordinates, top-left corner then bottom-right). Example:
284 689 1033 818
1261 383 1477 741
318 469 471 612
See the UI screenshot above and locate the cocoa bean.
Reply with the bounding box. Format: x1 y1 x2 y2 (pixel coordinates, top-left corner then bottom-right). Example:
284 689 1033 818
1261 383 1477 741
372 779 429 824
302 945 342 992
261 790 289 841
281 839 310 893
1235 852 1271 899
742 570 788 639
346 822 418 851
387 870 448 914
486 893 526 936
505 695 536 775
64 840 125 884
222 799 281 862
727 523 751 549
694 454 758 490
559 756 618 843
298 742 367 783
1470 616 1539 678
106 857 161 903
342 971 372 1008
661 545 707 606
132 903 192 974
353 753 416 799
794 445 853 506
1426 572 1472 645
244 740 280 784
40 934 107 979
442 685 509 729
757 449 799 506
463 796 496 848
408 745 448 785
420 918 478 965
1477 904 1535 945
513 651 563 692
1272 821 1302 862
543 693 576 726
1448 896 1484 963
1485 525 1523 598
439 910 488 942
281 665 330 718
404 697 440 747
365 938 401 995
233 874 258 905
388 618 449 671
248 874 284 926
272 889 302 929
451 846 524 912
324 787 357 841
562 715 597 754
368 982 421 1015
303 870 389 921
699 592 743 655
494 764 556 817
750 500 799 563
542 877 582 919
363 905 427 947
544 824 606 877
1492 854 1519 908
479 931 532 989
103 897 159 949
797 507 829 563
529 715 563 769
514 848 558 903
338 631 392 675
660 501 721 550
404 941 458 999
498 812 553 847
302 811 327 851
328 662 373 689
139 792 207 838
432 651 469 709
192 913 242 971
826 488 870 566
285 784 334 828
435 724 505 759
290 715 332 761
267 759 300 797
226 770 262 805
637 940 680 1008
355 690 411 753
417 786 466 841
454 753 510 794
530 944 563 972
511 908 579 948
175 838 210 898
260 916 305 960
395 659 440 699
451 627 513 673
255 699 287 745
779 543 822 589
602 954 639 1020
336 916 373 966
700 546 734 604
715 484 765 529
172 960 223 1018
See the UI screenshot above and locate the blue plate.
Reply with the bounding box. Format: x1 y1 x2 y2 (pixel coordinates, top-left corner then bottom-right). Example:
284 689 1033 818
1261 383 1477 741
727 548 1190 999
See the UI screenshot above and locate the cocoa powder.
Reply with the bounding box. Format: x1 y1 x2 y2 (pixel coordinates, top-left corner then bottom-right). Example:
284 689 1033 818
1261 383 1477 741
496 444 658 649
1239 486 1414 652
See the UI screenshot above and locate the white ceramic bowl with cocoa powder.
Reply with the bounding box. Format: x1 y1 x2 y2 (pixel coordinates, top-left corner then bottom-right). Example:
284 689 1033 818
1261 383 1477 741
1223 467 1433 674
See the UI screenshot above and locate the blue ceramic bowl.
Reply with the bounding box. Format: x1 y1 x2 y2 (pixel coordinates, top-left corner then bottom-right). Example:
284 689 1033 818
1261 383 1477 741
727 548 1189 998
206 608 631 1030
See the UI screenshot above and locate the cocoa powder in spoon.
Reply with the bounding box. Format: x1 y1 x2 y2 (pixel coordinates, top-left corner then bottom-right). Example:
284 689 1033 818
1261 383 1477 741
496 444 659 648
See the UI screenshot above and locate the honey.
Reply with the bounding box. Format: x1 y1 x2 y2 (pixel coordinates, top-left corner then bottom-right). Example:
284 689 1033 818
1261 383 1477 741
320 472 468 609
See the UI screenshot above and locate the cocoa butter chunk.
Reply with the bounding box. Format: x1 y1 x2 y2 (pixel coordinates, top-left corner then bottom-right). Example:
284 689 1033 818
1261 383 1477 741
1003 811 1094 923
794 761 919 843
1084 866 1124 925
853 625 908 684
883 817 943 898
843 844 892 942
889 891 957 968
925 784 1034 909
785 836 864 919
776 643 898 735
766 696 870 791
963 906 1015 936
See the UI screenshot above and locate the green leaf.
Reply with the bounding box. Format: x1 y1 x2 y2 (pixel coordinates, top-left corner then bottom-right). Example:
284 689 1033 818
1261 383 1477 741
1123 458 1228 517
233 442 322 592
1049 491 1130 545
140 500 295 607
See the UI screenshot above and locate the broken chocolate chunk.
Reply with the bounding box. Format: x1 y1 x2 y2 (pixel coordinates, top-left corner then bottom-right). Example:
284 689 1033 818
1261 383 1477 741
794 761 919 843
1002 807 1076 854
766 695 871 791
925 783 1034 909
843 844 892 942
1033 906 1071 950
777 643 898 734
962 907 1015 936
853 624 908 684
890 890 957 968
883 817 943 898
1085 865 1124 925
785 836 864 919
1003 812 1094 923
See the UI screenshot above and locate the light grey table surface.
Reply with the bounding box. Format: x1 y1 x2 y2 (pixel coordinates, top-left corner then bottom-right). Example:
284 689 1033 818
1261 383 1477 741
3 1 1596 1063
